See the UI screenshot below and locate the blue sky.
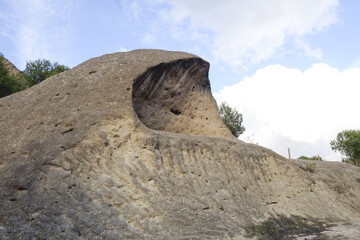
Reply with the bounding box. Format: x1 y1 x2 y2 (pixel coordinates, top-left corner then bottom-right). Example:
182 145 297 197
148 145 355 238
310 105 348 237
1 0 360 161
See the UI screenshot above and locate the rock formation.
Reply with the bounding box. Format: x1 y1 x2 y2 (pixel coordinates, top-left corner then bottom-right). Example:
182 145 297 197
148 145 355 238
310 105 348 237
1 56 21 76
0 49 359 239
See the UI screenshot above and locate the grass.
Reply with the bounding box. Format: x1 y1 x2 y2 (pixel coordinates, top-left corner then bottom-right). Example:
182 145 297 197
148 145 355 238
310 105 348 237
245 215 330 240
298 156 323 161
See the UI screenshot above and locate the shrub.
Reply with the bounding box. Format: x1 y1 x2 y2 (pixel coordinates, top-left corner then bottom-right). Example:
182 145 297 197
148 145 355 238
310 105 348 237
298 155 323 161
299 163 316 173
24 59 69 86
330 129 360 167
218 102 245 137
245 215 329 240
0 54 24 98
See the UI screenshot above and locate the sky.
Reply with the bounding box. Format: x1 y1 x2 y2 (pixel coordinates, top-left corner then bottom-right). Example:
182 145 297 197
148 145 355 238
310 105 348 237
1 0 360 161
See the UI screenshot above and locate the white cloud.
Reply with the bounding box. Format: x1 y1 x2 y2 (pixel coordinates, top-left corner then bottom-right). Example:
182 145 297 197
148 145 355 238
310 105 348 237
119 47 129 52
141 32 157 45
160 0 338 67
1 0 74 68
215 64 360 161
296 38 323 59
129 1 141 20
115 0 142 22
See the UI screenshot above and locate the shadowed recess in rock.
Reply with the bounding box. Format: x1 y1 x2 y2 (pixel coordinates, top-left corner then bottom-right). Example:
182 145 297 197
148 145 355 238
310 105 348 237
1 50 360 239
132 58 233 139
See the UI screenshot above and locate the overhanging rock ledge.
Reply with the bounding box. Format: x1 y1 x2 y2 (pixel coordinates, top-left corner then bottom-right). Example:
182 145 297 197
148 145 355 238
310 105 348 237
0 49 359 239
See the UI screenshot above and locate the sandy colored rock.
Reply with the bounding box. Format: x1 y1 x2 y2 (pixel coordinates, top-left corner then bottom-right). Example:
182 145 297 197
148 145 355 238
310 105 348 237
0 49 359 239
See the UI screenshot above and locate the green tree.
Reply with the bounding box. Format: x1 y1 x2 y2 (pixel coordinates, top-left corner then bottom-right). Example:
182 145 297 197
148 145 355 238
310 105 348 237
330 130 360 166
0 54 23 98
24 59 69 86
218 102 245 138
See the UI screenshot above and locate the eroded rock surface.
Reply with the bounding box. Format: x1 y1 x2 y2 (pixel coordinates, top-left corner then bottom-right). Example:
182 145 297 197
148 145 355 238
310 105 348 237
0 50 359 239
133 57 233 138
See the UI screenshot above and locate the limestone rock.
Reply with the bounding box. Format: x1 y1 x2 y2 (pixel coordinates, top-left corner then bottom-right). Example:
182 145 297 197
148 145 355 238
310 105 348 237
0 49 359 239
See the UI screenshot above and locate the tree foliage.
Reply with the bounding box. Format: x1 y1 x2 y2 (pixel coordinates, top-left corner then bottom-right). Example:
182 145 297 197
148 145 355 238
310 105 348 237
24 59 69 87
0 54 25 98
0 56 69 98
330 130 360 166
218 102 245 138
0 54 13 97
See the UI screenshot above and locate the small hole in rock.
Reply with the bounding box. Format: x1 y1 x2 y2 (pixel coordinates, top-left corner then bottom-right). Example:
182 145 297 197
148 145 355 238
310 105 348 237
170 108 181 115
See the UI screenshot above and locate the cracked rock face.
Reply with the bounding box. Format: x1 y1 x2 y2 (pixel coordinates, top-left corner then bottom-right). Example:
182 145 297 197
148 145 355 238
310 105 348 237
0 49 360 239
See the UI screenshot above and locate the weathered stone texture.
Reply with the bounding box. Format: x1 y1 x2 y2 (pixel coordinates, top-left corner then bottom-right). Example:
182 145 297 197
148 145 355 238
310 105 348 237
0 50 359 239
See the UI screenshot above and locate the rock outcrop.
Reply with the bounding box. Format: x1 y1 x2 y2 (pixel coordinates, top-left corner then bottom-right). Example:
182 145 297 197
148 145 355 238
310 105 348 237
0 50 359 239
1 56 21 76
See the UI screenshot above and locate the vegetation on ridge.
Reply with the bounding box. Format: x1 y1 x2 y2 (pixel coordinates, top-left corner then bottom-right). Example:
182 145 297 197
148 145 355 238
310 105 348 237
298 155 323 161
24 59 69 87
0 53 69 98
0 53 25 97
218 102 245 138
331 129 360 167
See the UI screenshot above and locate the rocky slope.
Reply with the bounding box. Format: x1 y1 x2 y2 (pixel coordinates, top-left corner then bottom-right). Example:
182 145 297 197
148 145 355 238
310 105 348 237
0 50 359 239
1 56 21 76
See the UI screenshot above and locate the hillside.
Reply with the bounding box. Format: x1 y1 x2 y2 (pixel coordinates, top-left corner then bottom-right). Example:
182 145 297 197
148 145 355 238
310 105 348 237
1 56 21 76
0 50 359 239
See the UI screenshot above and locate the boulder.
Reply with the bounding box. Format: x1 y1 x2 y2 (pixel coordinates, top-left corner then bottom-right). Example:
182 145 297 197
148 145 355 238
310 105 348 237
0 50 359 239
